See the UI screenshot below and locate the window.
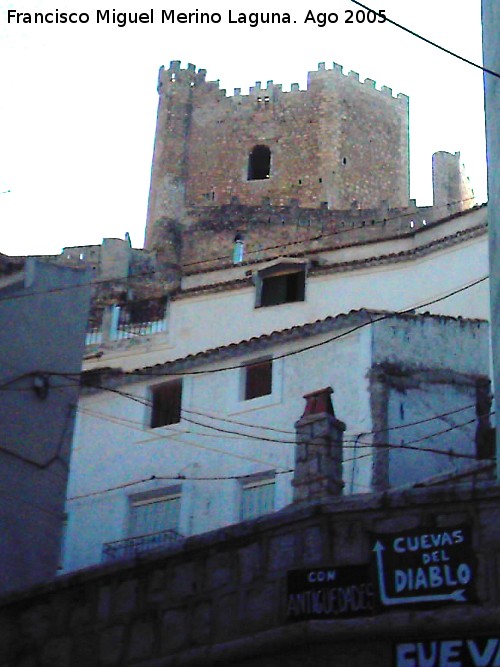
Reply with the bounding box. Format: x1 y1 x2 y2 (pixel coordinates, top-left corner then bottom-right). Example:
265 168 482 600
129 490 181 537
244 359 272 400
241 475 275 521
248 145 271 180
256 263 306 307
150 380 182 428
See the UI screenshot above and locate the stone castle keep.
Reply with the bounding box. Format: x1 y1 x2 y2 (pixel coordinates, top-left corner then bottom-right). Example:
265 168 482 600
145 60 411 247
143 60 474 279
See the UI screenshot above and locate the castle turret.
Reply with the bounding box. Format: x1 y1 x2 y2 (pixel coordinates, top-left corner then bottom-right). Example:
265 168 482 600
144 61 204 249
432 151 475 214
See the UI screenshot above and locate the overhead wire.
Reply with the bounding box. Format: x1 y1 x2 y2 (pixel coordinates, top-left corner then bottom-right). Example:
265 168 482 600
349 1 500 80
77 405 294 470
77 395 490 459
0 196 482 306
181 193 480 269
55 272 487 381
3 15 496 515
68 467 297 502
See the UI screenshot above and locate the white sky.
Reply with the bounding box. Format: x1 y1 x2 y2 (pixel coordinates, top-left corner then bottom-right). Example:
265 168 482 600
0 0 487 256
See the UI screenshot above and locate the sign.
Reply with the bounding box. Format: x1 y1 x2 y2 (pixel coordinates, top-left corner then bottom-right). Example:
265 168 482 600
286 565 375 621
395 639 500 667
372 525 476 608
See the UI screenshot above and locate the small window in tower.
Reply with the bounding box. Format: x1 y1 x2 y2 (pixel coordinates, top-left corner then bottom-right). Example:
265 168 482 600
342 157 347 165
247 145 271 181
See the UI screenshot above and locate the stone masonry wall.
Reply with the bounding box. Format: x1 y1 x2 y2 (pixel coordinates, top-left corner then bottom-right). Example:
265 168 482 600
433 151 475 213
180 201 441 273
1 483 500 666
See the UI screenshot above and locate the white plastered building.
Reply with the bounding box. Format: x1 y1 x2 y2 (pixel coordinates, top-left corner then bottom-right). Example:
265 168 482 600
61 205 492 573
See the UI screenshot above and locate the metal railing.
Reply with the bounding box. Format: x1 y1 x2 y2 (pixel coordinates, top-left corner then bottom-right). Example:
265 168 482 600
102 528 183 562
85 297 168 346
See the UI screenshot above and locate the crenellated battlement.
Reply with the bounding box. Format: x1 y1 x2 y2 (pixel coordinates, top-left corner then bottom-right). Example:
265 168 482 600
158 60 408 105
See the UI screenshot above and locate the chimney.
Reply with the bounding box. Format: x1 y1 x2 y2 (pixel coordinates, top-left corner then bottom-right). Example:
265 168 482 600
292 387 345 503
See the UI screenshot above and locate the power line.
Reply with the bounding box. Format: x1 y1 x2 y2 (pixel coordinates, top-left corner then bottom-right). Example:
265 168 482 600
350 1 500 80
77 405 293 470
182 401 479 438
5 272 486 391
68 397 492 502
86 385 489 451
0 198 483 303
70 273 488 380
78 393 489 460
183 407 296 435
0 401 76 473
181 196 480 270
68 468 296 501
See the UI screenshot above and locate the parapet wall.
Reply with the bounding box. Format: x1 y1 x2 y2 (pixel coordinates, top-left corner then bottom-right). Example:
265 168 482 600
180 200 466 273
1 483 500 666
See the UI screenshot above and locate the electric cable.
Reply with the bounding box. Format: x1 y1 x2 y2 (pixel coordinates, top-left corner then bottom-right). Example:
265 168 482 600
70 273 488 380
0 194 482 301
77 405 294 470
181 195 481 269
349 1 500 80
77 398 490 459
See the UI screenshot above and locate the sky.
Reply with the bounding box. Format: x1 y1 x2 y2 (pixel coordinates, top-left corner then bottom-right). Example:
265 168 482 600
0 0 487 256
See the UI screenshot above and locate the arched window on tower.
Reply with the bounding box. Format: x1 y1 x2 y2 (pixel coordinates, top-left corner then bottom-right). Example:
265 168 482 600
247 145 271 181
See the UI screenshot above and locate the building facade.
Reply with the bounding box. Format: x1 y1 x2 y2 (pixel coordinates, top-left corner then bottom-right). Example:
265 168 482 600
62 306 491 573
60 62 491 575
0 259 90 593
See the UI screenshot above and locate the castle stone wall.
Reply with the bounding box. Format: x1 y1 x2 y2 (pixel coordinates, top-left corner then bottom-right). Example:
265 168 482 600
1 483 500 666
432 151 475 213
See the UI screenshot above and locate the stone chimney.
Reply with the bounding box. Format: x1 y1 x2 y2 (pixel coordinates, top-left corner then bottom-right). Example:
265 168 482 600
292 387 346 503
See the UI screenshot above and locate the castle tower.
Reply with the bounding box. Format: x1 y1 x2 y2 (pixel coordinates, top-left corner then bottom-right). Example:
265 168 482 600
145 61 203 248
144 62 410 250
432 151 475 214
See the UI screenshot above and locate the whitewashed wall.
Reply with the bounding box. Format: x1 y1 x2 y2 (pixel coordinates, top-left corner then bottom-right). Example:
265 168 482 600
88 225 489 374
63 313 490 573
63 327 372 572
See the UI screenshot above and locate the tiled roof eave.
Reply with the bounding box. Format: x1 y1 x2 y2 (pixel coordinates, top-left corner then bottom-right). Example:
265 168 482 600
82 309 488 392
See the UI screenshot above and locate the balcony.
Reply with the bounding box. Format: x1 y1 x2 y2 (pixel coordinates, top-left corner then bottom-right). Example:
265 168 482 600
85 297 167 346
102 528 183 562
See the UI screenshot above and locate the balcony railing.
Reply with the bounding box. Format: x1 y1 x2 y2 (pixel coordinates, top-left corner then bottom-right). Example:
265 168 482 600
102 528 183 562
85 297 167 346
